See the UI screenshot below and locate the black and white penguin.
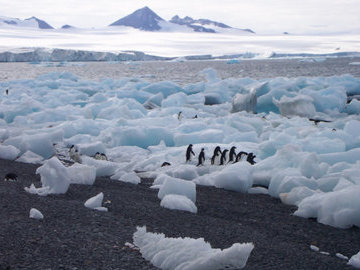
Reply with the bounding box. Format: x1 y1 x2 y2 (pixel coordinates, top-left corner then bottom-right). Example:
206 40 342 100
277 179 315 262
211 146 222 165
228 146 237 163
197 148 205 166
177 111 183 121
94 152 101 160
186 144 195 162
73 149 82 163
100 153 108 161
235 151 248 163
69 145 76 159
220 149 229 165
4 173 17 182
5 89 8 95
161 162 171 167
246 152 256 165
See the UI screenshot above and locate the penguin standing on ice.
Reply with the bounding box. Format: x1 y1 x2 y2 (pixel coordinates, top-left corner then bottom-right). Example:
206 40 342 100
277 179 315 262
177 111 183 121
73 149 82 163
186 144 195 162
211 146 222 165
94 152 101 160
69 145 76 160
197 148 205 166
235 151 248 163
100 153 108 161
228 146 237 163
246 152 256 165
220 149 229 165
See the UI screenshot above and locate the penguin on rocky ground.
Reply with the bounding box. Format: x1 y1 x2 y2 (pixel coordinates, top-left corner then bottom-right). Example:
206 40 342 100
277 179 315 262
4 173 17 181
228 146 237 163
220 149 229 165
211 146 222 165
235 151 248 162
186 144 195 162
197 148 205 166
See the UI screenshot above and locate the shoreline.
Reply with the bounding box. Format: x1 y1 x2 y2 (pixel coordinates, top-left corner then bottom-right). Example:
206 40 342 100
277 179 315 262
1 158 359 269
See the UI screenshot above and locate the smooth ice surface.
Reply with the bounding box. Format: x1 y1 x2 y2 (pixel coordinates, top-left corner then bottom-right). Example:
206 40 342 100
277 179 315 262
29 208 44 220
160 194 197 213
133 226 254 270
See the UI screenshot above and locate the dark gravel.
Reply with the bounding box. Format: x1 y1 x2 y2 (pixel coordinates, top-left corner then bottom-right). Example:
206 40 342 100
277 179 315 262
1 158 359 270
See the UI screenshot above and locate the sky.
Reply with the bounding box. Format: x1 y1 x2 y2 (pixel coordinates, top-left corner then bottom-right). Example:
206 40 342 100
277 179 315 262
0 0 359 34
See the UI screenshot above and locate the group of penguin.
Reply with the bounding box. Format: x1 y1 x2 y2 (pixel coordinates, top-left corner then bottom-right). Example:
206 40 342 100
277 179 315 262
68 145 108 163
186 144 256 167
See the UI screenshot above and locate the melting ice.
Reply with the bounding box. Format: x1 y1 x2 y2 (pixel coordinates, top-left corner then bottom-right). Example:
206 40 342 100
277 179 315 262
1 68 360 231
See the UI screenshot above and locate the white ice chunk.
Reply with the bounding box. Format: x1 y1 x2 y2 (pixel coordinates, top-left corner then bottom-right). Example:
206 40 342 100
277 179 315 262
133 226 254 270
84 192 107 211
112 171 141 185
213 162 253 193
295 185 360 228
160 194 197 213
67 163 96 185
16 150 44 164
230 89 257 113
273 95 316 118
29 208 44 220
349 251 360 268
27 157 71 195
0 144 20 160
158 176 196 203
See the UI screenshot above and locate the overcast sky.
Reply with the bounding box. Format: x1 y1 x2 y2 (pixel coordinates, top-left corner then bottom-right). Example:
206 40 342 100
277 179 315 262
0 0 359 34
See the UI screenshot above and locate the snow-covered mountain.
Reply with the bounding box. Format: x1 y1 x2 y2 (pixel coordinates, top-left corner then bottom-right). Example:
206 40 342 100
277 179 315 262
109 6 164 31
109 6 254 34
170 15 255 33
0 16 53 29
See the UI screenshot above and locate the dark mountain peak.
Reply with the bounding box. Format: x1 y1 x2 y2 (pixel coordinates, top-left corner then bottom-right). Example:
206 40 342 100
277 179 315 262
25 16 54 29
61 24 74 29
109 6 164 31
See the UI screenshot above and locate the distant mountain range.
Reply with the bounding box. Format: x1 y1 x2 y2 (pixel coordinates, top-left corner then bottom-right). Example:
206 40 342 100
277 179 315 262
110 6 255 33
0 7 254 34
0 16 53 29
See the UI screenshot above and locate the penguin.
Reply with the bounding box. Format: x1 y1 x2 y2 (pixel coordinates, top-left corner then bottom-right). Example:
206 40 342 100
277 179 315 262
197 148 205 166
193 115 198 119
69 145 77 161
73 149 82 163
177 111 183 121
235 151 248 163
246 152 256 165
228 146 237 163
220 149 229 165
186 144 195 162
5 89 8 95
100 153 108 161
211 146 222 165
161 162 171 167
4 173 17 182
94 152 101 160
